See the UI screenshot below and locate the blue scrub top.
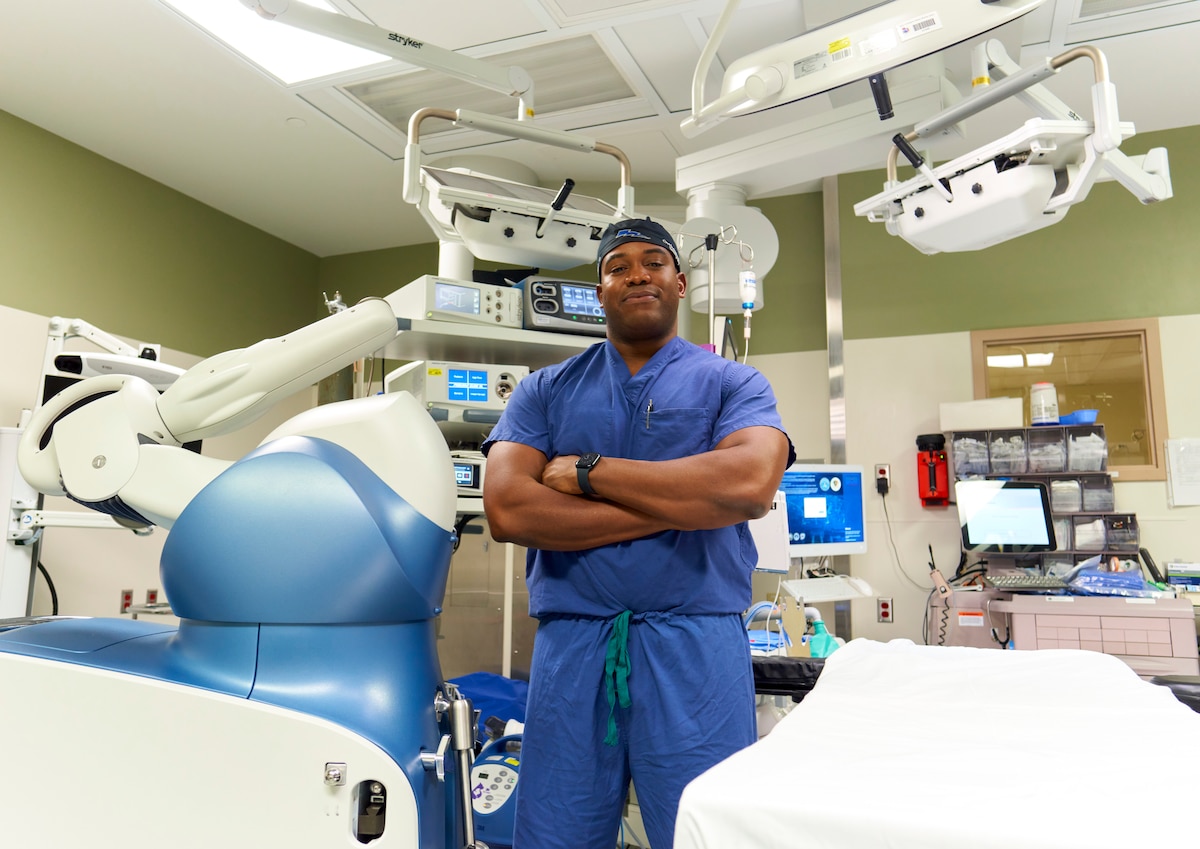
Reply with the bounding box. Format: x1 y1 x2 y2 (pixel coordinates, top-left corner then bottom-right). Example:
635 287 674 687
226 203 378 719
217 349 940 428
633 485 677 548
483 336 795 618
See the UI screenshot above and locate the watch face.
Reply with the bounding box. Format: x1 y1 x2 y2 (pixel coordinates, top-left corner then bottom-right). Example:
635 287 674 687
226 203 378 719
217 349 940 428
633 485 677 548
577 452 601 469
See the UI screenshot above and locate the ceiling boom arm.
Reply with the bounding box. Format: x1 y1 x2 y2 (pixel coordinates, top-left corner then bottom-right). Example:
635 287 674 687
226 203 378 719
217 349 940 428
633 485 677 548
240 0 536 118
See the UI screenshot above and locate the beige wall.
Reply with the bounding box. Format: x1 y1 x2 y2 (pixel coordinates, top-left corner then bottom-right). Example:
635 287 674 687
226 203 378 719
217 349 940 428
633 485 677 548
747 318 1200 644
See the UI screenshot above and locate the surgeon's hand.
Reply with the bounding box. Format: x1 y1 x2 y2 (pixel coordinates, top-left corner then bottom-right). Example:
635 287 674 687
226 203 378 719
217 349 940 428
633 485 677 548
542 454 585 496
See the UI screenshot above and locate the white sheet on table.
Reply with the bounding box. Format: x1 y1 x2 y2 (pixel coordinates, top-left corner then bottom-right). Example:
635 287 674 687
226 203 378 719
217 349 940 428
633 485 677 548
676 638 1198 849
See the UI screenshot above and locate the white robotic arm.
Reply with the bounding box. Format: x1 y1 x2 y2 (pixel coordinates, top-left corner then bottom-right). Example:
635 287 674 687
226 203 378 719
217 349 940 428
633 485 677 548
18 298 400 530
157 297 398 443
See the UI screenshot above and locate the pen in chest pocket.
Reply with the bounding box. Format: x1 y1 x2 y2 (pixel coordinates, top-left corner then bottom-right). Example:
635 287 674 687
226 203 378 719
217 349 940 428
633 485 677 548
646 399 653 429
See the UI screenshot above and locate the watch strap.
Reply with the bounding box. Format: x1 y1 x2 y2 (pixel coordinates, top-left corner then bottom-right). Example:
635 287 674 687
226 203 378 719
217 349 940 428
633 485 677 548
576 453 600 497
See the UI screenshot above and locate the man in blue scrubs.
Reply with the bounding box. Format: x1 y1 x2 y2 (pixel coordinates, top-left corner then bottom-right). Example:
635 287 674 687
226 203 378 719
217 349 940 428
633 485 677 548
482 218 794 849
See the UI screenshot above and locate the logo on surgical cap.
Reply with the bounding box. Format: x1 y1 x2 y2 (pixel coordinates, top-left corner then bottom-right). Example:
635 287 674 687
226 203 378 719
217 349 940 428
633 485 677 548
596 218 681 272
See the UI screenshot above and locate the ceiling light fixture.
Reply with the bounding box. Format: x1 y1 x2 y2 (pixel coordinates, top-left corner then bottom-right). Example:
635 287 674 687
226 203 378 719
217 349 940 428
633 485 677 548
159 0 387 85
986 352 1054 368
987 354 1026 369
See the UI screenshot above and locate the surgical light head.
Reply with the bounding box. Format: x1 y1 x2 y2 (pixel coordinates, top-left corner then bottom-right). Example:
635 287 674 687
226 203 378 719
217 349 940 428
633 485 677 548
853 41 1172 254
681 0 1050 137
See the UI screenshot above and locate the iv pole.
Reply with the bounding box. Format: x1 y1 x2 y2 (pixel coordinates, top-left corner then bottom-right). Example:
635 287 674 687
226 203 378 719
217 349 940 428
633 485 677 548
677 226 755 354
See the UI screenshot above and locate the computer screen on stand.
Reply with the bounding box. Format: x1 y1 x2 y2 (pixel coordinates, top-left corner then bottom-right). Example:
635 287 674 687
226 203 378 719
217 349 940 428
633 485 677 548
955 479 1056 557
780 464 867 559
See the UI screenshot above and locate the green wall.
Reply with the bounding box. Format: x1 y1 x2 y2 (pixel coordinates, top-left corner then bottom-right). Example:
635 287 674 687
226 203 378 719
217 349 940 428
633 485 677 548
0 110 319 357
316 242 441 305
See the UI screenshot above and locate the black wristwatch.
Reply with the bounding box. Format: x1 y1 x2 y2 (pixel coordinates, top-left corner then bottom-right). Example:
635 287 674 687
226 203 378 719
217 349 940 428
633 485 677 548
575 452 602 497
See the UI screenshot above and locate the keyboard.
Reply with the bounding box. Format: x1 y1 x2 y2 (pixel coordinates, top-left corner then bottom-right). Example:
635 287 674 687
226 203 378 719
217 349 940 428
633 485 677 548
984 574 1069 591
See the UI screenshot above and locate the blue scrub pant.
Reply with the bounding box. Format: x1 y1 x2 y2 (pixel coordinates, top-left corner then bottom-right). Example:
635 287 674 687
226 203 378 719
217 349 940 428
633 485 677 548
511 612 756 849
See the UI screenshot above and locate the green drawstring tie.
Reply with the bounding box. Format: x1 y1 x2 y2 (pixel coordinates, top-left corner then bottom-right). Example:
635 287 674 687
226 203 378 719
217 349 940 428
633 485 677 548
603 610 633 747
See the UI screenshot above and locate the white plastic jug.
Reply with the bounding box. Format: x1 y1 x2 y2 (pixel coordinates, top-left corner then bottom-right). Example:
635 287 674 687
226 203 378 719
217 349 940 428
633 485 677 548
1030 382 1059 425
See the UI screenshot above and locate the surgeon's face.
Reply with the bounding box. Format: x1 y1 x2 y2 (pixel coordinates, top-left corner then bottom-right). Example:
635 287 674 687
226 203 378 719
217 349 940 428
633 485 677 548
596 242 687 345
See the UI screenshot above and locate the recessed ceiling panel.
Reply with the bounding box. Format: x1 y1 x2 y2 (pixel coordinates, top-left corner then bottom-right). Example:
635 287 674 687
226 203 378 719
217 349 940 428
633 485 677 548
1059 0 1200 41
1079 0 1190 18
615 16 710 114
543 0 683 26
699 1 806 70
341 35 637 136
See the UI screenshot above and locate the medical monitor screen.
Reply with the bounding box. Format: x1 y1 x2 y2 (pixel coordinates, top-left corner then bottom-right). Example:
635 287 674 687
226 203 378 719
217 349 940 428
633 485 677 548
560 283 603 318
955 479 1056 554
454 460 480 491
781 464 867 558
434 281 482 316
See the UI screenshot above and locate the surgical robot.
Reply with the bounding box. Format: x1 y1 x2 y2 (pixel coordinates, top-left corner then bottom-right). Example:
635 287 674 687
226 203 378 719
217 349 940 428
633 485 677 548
0 298 489 848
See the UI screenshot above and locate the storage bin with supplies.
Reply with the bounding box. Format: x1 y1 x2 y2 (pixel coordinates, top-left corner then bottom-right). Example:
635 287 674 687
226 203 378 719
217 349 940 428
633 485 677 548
988 430 1028 474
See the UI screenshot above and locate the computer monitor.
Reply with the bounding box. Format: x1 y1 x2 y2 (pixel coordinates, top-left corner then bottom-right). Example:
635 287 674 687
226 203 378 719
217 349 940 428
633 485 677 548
780 464 867 558
955 479 1056 555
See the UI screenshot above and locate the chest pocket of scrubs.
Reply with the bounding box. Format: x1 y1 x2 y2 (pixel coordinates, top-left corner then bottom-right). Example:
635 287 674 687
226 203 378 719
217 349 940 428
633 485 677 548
636 406 711 459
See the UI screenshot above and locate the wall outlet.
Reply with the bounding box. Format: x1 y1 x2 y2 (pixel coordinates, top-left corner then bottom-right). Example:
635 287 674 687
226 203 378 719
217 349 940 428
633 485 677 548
877 597 894 623
874 464 891 495
120 589 134 614
145 588 159 605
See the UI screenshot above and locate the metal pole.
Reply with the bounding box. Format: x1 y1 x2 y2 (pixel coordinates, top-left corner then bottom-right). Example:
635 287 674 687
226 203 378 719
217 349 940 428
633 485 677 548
502 542 514 678
706 233 719 350
822 175 852 639
823 176 846 466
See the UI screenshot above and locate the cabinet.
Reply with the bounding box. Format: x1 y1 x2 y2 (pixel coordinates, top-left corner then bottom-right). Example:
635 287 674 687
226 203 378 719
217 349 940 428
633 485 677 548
949 425 1139 573
929 590 1200 678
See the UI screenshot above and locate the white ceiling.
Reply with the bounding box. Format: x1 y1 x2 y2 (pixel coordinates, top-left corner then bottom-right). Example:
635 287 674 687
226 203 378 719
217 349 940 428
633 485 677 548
1 0 1198 257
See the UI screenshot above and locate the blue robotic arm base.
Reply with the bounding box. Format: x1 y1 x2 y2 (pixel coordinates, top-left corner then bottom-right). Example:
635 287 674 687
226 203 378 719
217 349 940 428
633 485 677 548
161 435 454 625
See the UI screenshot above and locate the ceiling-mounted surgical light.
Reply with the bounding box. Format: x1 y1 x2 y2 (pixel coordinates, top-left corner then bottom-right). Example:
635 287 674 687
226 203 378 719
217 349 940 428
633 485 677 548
681 0 1050 137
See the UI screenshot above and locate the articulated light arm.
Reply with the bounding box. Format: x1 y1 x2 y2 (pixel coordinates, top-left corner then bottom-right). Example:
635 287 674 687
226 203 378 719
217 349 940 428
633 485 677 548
402 107 634 217
681 0 744 137
881 40 1172 195
981 40 1170 204
240 0 536 118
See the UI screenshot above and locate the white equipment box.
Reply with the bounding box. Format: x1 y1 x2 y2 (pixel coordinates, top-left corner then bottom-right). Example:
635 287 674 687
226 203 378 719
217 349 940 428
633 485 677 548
386 360 527 443
386 275 524 329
